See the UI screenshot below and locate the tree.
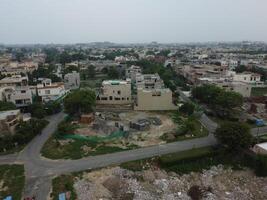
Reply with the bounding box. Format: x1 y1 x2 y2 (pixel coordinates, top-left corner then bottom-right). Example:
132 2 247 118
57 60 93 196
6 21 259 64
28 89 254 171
214 122 254 151
179 102 195 116
28 103 46 119
86 65 96 78
64 89 96 115
107 67 119 79
0 101 16 111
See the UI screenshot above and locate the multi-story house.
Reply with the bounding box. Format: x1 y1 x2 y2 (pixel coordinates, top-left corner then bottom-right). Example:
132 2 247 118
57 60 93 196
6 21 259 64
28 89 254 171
64 71 80 90
96 80 132 105
37 79 66 102
0 109 21 134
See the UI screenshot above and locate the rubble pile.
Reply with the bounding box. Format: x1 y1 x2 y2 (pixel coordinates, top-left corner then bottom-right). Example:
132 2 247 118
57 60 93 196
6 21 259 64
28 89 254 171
74 165 267 200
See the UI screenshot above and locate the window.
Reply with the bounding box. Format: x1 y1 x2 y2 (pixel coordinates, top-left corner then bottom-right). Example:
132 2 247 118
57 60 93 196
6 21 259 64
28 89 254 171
15 100 23 104
122 97 125 100
101 97 108 100
127 97 129 100
21 90 26 93
45 90 50 95
115 97 121 100
109 96 113 100
117 90 121 95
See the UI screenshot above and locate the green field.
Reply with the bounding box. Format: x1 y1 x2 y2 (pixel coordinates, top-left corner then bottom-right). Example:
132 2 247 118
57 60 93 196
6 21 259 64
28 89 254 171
0 165 25 200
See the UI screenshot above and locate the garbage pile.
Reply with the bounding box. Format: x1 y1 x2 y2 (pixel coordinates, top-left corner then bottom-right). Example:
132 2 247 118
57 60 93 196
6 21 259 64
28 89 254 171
73 165 267 200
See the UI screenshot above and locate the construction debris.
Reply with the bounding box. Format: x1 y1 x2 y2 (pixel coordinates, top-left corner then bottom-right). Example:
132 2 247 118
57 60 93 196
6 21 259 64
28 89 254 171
73 165 267 200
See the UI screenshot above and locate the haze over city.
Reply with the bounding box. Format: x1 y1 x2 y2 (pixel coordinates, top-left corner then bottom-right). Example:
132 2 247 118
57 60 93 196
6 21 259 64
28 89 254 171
1 0 267 44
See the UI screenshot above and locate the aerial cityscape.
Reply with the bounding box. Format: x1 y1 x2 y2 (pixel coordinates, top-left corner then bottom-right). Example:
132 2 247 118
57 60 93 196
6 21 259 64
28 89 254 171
0 0 267 200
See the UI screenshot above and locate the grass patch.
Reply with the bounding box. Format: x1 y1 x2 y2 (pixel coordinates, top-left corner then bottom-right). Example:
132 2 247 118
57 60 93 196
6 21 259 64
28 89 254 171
41 135 137 160
161 119 209 142
251 87 267 97
51 174 77 200
121 146 251 174
0 165 25 200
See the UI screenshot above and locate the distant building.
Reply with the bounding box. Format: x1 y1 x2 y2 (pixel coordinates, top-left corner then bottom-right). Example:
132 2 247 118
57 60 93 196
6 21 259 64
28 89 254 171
0 109 21 134
232 72 263 85
0 75 28 87
135 73 164 89
125 65 142 83
37 79 66 102
96 80 132 105
64 71 80 90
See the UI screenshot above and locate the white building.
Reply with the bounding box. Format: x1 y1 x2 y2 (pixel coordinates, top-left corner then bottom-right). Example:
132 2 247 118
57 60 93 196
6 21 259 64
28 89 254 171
232 72 263 85
64 71 80 90
96 80 132 105
0 75 28 87
37 79 66 102
136 73 164 89
3 86 33 107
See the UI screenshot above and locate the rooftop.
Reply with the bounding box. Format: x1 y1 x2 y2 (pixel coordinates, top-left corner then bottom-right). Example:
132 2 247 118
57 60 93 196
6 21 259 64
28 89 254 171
0 110 20 120
257 142 267 150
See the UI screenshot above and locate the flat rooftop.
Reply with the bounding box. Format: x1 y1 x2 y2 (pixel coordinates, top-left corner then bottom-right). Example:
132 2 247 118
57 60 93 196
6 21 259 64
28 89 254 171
0 110 20 120
257 142 267 150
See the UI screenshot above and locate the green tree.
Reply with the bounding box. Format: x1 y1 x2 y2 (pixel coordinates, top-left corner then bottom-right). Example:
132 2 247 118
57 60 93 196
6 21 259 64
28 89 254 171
87 65 96 78
64 89 96 115
179 102 195 116
0 101 16 111
28 102 46 119
107 67 119 79
214 122 254 151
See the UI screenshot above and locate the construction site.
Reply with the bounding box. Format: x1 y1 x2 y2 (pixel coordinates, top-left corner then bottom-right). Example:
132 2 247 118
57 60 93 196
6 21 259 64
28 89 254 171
71 111 177 147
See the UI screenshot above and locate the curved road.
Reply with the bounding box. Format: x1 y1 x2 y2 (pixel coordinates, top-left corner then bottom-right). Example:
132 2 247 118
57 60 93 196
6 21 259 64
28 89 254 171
0 111 266 199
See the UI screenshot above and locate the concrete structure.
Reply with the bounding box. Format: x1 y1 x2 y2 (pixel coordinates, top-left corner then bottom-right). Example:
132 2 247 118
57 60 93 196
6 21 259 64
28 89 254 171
0 109 21 134
253 142 267 155
136 73 164 89
37 79 66 102
126 65 142 83
0 75 28 87
134 88 176 111
3 86 33 107
232 72 263 85
64 71 80 90
96 80 132 105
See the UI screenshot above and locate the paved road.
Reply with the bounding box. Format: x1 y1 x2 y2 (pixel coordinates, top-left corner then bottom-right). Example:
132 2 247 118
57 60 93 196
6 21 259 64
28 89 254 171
0 107 266 199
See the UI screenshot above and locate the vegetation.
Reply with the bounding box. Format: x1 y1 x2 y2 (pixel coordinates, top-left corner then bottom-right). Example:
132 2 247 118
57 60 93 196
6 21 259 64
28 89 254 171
28 64 62 85
127 59 189 91
0 101 16 111
41 135 132 159
251 87 267 97
192 84 243 119
214 122 254 151
51 174 77 200
107 66 120 79
64 89 96 116
0 119 48 153
0 165 25 200
28 102 62 119
179 102 195 116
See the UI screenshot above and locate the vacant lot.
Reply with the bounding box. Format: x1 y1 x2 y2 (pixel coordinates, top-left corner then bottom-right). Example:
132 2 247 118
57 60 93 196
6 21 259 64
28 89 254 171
0 165 25 200
42 111 207 159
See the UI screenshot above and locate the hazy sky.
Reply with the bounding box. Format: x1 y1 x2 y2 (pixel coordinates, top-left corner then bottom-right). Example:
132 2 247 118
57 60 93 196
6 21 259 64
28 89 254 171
1 0 267 44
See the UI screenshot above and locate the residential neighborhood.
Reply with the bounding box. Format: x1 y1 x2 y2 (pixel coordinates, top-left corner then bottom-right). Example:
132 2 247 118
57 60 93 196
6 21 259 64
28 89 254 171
0 1 267 200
